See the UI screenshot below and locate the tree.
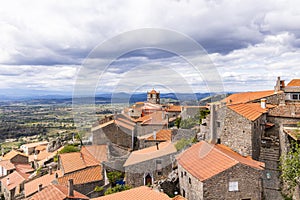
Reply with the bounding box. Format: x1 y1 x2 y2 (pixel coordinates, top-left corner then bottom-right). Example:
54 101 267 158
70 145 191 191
107 171 123 186
104 184 131 195
280 141 300 194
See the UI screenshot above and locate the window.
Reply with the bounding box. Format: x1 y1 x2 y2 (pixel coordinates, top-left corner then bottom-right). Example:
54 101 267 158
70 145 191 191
217 138 221 144
229 181 238 192
184 171 187 176
156 160 162 175
181 172 183 178
189 177 191 184
217 121 221 127
292 94 299 100
182 189 185 197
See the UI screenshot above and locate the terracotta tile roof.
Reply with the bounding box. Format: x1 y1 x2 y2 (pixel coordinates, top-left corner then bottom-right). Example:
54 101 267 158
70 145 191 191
92 186 171 200
2 150 28 161
59 152 86 174
227 103 269 121
173 195 187 200
83 145 108 163
177 141 264 182
166 105 182 112
147 129 172 141
0 160 15 170
59 147 99 174
29 184 89 200
24 172 58 197
35 145 47 151
222 90 282 104
116 117 136 126
124 142 177 167
58 165 102 186
1 170 29 191
149 89 159 94
135 111 168 125
15 163 34 174
287 79 300 86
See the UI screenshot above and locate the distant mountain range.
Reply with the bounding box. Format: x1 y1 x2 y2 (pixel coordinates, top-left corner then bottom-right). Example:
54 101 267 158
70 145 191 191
0 92 231 105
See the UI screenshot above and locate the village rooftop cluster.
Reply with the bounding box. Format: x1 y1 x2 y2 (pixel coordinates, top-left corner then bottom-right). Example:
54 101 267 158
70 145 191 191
0 77 300 199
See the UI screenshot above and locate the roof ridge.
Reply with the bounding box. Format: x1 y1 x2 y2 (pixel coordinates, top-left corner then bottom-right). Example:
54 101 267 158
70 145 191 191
213 144 239 165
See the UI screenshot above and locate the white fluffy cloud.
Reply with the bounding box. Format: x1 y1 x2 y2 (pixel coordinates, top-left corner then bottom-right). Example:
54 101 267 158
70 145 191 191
1 0 300 95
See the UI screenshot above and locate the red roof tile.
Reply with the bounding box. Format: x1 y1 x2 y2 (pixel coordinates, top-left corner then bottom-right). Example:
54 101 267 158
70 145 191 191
1 170 29 191
92 186 171 200
82 145 108 163
222 90 282 104
177 141 264 182
147 129 172 141
0 160 15 171
29 184 89 200
135 111 168 125
59 146 99 174
227 103 269 121
2 150 28 161
24 172 58 197
124 142 176 167
149 89 159 94
167 105 182 112
58 165 102 186
287 79 300 86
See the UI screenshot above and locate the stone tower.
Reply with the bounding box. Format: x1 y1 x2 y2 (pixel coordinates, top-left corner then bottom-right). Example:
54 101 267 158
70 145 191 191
147 89 160 104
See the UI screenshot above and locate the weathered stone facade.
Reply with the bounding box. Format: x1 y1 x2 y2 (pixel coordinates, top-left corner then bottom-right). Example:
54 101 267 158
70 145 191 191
178 163 263 200
208 105 265 160
125 154 176 188
92 122 135 150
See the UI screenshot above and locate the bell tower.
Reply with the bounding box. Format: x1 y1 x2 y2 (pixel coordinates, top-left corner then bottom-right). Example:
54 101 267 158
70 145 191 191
147 89 160 104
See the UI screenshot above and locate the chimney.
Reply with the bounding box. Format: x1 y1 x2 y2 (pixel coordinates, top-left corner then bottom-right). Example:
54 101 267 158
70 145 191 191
275 76 285 92
48 166 52 175
153 131 157 140
6 177 9 186
38 184 43 192
68 179 74 197
261 98 266 109
209 104 217 144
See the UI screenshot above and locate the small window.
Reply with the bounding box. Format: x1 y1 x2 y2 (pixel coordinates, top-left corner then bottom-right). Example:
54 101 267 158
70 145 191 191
184 171 187 176
217 138 221 144
229 181 238 192
217 121 221 127
182 189 185 197
157 171 162 176
189 177 191 184
181 172 183 178
292 94 299 100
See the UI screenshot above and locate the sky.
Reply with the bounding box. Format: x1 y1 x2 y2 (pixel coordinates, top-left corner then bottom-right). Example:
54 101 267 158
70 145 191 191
1 0 300 96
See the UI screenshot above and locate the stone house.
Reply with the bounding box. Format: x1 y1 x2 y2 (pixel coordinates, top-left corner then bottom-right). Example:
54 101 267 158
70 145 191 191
57 146 107 196
203 101 273 160
124 142 177 187
138 129 172 149
177 141 264 200
92 114 136 150
0 170 30 200
1 150 29 164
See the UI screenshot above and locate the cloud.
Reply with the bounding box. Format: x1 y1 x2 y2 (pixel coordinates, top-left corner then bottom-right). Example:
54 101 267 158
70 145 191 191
1 0 300 94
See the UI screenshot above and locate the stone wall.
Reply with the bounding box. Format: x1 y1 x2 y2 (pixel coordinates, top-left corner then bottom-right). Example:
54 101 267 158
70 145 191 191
10 155 28 164
125 153 176 187
214 106 263 159
74 180 104 197
172 129 196 142
93 123 134 149
178 164 203 200
136 124 167 137
203 163 263 200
